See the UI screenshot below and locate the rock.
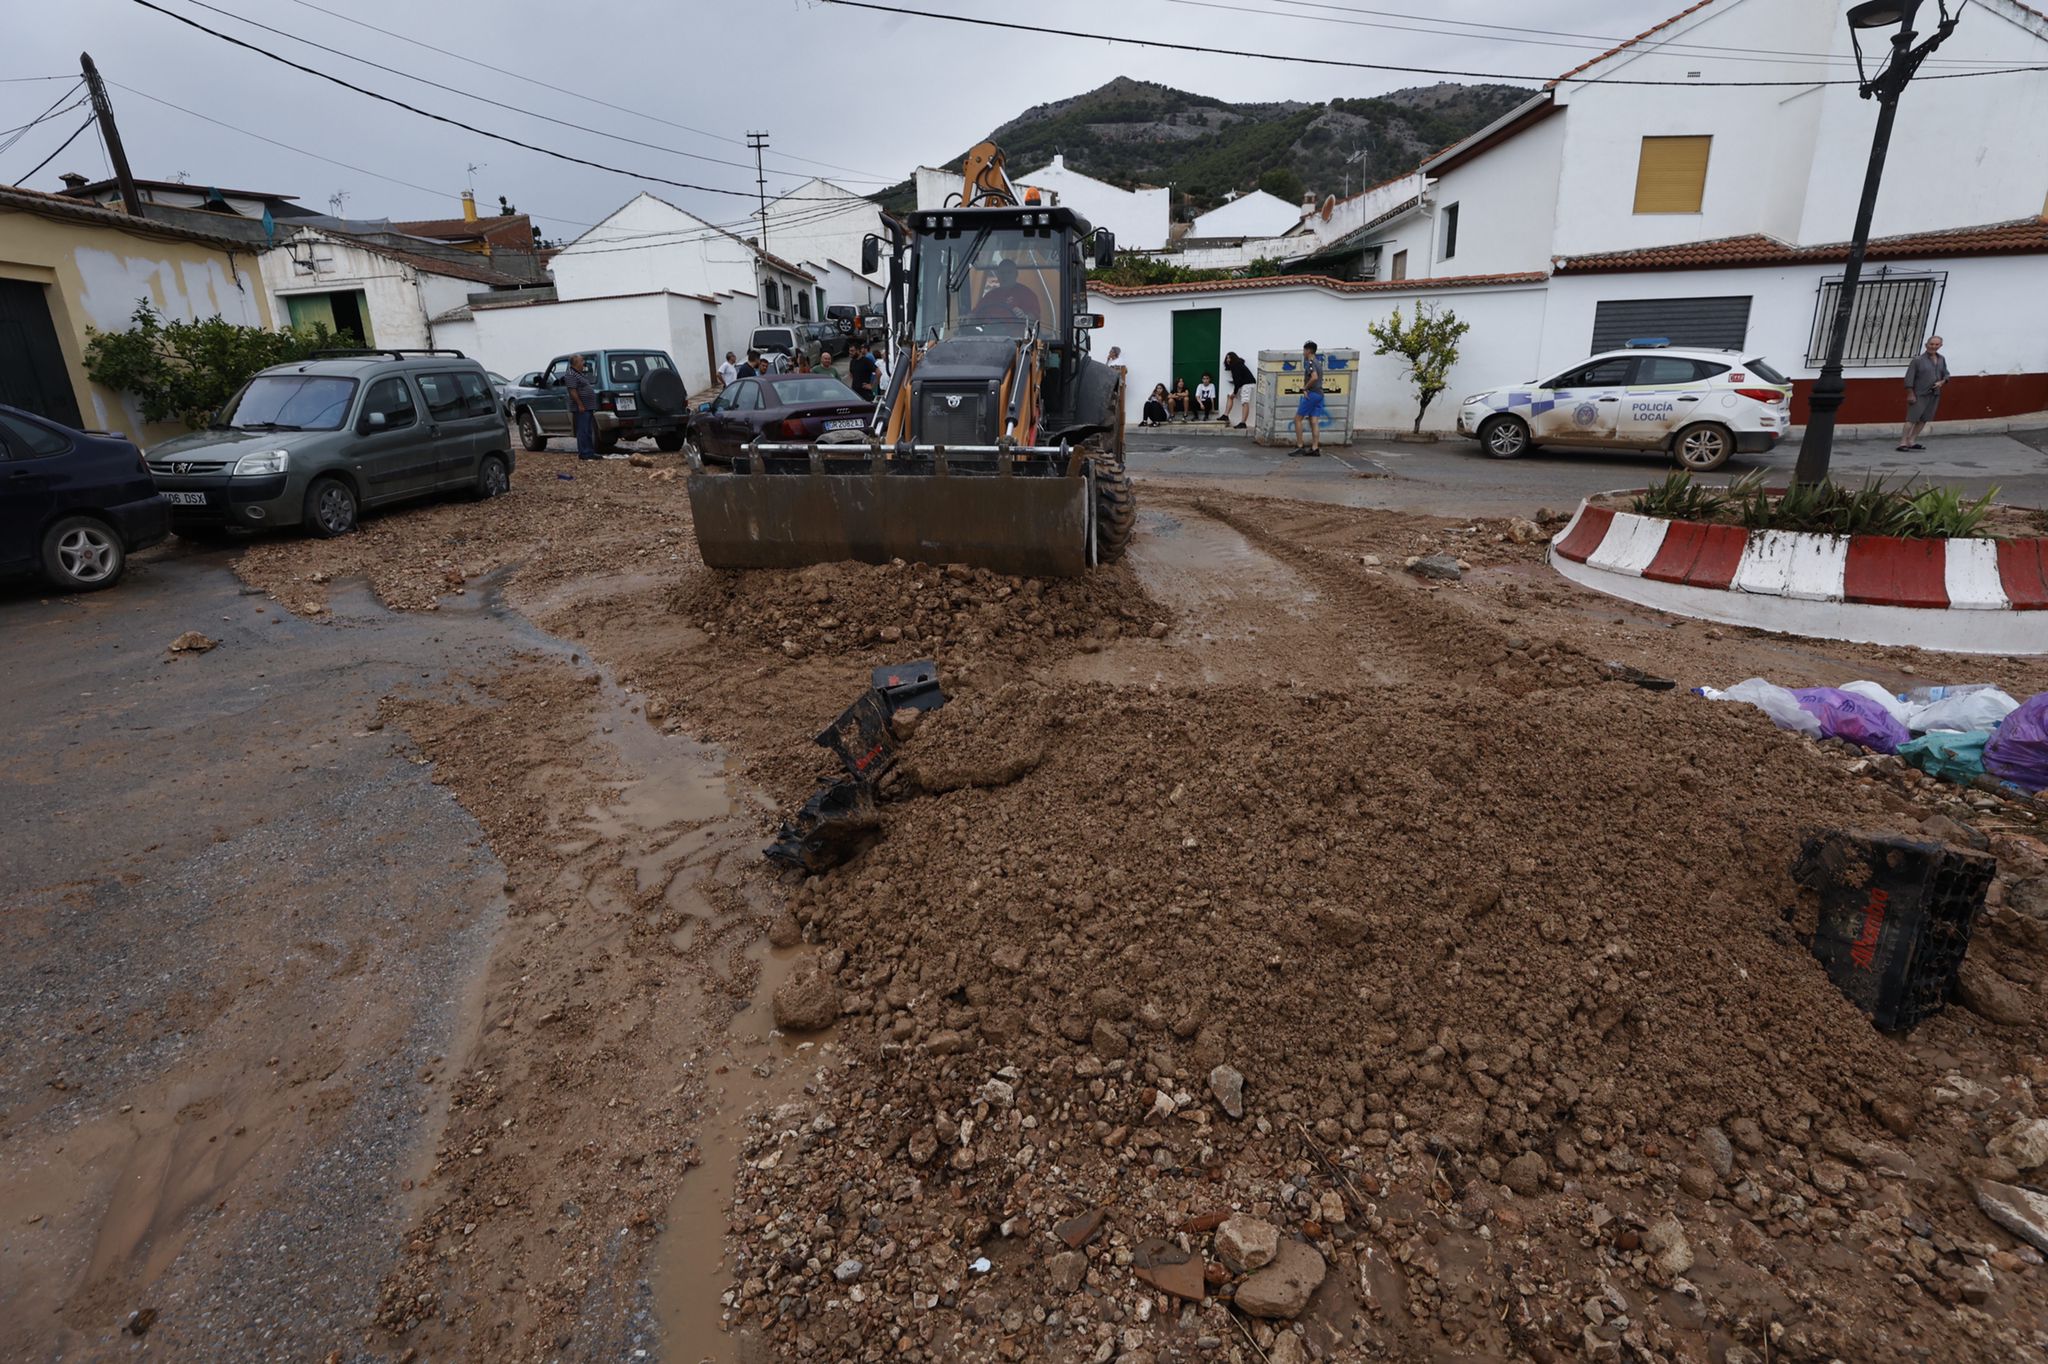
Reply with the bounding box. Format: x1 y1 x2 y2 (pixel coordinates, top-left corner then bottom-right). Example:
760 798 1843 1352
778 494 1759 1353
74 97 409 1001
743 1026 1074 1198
1872 1094 1919 1138
1922 813 1989 851
1268 1333 1310 1364
1208 1065 1245 1120
1699 1126 1735 1177
627 452 656 468
1216 1215 1279 1273
771 967 841 1032
1091 1019 1130 1059
780 638 807 659
1958 962 2033 1025
1977 1181 2048 1255
907 1128 938 1164
834 1259 863 1283
1503 1152 1547 1197
1957 1258 1995 1304
767 908 803 949
1726 1118 1765 1155
1134 1254 1207 1302
2007 877 2048 920
1643 1214 1694 1277
167 631 217 654
889 707 924 742
1990 1119 2048 1172
1405 552 1463 583
1233 1240 1326 1319
1048 1249 1086 1294
1146 621 1170 639
925 1028 969 1055
1678 1165 1717 1201
1317 905 1367 946
981 1078 1015 1108
1505 517 1547 545
1810 1161 1849 1196
1055 1208 1107 1249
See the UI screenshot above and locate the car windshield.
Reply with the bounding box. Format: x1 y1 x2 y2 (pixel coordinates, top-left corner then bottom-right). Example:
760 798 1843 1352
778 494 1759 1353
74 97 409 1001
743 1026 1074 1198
913 227 1060 341
219 374 356 430
768 376 861 405
1744 357 1790 385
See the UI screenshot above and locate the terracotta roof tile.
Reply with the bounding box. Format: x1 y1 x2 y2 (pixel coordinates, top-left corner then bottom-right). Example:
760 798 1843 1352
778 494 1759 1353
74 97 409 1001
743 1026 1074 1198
330 232 526 286
1548 0 1721 88
391 213 533 249
1552 217 2048 273
1091 271 1547 300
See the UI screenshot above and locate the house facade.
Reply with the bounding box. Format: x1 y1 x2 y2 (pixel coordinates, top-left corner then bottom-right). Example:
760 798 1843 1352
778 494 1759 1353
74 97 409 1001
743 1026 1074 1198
1095 0 2048 429
257 227 527 353
548 193 815 327
919 155 1170 251
1188 190 1299 241
761 178 891 288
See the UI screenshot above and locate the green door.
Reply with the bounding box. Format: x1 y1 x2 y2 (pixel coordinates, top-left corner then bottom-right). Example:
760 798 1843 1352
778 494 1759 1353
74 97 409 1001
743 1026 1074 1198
1171 308 1221 402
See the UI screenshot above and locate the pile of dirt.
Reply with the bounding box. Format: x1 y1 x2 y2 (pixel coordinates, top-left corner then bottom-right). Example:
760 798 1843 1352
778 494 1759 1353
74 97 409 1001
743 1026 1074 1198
669 558 1170 668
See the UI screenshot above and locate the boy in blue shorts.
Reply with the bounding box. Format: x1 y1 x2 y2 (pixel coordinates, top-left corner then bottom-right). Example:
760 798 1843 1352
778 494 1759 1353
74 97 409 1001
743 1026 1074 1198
1290 340 1323 457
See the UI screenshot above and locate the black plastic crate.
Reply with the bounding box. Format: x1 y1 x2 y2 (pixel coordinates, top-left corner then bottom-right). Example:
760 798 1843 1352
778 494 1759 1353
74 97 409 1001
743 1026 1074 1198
1791 830 1995 1032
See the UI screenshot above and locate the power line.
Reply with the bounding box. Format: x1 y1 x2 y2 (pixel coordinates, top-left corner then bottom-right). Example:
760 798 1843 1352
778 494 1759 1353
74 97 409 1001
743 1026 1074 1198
16 115 96 185
126 0 871 201
0 75 78 83
275 0 893 185
0 80 86 157
819 0 2046 87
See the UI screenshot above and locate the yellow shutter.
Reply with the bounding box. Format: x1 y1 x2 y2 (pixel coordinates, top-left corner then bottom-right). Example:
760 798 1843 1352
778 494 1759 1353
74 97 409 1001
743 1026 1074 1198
1633 135 1712 214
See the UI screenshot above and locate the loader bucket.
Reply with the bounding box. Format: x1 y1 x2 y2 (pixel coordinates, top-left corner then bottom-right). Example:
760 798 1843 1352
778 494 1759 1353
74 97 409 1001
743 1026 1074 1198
687 448 1093 578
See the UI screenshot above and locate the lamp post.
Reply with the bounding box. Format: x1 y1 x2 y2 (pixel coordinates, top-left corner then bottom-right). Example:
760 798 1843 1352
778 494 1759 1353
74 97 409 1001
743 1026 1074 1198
1792 0 1961 486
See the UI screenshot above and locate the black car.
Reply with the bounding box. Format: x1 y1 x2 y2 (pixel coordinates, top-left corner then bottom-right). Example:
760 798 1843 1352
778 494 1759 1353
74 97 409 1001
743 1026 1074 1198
1 405 169 591
686 374 874 463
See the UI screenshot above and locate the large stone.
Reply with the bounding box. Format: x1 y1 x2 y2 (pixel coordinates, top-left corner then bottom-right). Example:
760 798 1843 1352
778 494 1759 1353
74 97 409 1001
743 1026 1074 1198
1134 1255 1207 1302
1208 1064 1246 1120
1977 1180 2048 1255
1405 552 1463 583
1233 1240 1326 1319
1643 1213 1694 1277
1958 962 2034 1026
1503 1152 1547 1197
1215 1215 1279 1273
1047 1249 1086 1294
1091 1018 1131 1059
1699 1126 1735 1178
771 967 841 1032
1055 1208 1107 1249
1990 1119 2048 1171
1268 1333 1311 1364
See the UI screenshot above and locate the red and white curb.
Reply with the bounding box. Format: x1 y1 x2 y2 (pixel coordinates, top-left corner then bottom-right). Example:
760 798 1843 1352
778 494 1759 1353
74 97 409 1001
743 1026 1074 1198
1549 499 2048 655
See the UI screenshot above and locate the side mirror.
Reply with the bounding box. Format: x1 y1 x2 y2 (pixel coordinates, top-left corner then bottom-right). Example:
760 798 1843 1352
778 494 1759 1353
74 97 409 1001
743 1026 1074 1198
359 410 387 435
697 401 713 413
861 235 880 276
1094 230 1116 270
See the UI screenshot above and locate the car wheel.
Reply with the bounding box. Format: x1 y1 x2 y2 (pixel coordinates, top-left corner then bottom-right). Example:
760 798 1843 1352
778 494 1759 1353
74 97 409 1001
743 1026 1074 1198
41 515 126 591
1673 422 1734 472
517 409 547 452
304 476 359 538
1478 414 1532 459
655 430 685 453
475 453 511 500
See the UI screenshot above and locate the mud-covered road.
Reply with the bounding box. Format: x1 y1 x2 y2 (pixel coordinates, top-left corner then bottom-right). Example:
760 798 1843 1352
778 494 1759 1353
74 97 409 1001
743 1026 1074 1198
8 445 2048 1364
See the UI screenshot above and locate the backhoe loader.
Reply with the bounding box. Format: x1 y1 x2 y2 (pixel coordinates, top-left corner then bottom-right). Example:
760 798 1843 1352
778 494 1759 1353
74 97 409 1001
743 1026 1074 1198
687 142 1134 577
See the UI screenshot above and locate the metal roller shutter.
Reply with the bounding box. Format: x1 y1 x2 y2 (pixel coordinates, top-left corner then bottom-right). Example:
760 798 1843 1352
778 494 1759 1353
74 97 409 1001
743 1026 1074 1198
1591 296 1752 353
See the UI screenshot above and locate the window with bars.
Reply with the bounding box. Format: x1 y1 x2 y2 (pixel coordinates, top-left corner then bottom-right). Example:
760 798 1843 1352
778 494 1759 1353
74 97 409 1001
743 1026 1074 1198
1806 272 1945 367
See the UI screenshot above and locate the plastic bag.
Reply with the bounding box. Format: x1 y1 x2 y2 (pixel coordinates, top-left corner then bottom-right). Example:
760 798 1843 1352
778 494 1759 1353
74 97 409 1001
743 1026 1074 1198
1790 687 1911 754
1701 678 1823 737
1984 693 2048 791
1896 730 1991 784
1907 687 2018 734
1840 681 1912 725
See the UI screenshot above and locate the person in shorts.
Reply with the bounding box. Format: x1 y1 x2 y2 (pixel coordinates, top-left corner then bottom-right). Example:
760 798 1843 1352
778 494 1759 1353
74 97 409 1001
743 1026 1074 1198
1223 351 1254 428
1899 335 1948 452
1290 341 1323 456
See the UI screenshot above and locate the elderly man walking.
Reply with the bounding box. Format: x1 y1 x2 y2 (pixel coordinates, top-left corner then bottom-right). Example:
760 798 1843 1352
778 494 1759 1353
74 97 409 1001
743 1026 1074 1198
565 353 601 460
1898 335 1948 453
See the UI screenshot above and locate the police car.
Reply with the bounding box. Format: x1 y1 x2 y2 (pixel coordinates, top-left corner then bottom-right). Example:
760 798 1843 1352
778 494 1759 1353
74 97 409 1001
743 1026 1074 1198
1456 344 1793 472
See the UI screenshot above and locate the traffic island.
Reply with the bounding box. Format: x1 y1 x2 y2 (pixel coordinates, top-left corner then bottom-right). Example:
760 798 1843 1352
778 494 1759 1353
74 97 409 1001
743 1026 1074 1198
1550 493 2048 655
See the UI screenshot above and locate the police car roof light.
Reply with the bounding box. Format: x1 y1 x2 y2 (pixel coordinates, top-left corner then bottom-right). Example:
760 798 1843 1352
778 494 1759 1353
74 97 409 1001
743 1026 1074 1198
1625 337 1672 348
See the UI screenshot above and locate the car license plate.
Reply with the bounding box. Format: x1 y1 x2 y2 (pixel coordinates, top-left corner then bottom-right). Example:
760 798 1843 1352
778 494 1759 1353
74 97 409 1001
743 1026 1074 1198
615 395 637 412
162 491 208 506
824 418 863 431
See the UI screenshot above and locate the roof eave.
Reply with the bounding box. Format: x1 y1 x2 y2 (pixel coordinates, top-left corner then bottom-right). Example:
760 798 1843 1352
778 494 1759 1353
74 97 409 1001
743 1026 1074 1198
1422 94 1557 175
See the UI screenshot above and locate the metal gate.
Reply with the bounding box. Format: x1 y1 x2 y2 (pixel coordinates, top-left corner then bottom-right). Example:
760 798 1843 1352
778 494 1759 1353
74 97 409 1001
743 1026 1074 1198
1590 296 1752 353
0 279 84 427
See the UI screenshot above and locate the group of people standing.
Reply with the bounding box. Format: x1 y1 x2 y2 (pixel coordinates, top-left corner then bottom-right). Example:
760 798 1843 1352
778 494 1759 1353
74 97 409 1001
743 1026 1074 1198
1137 351 1259 429
714 340 890 402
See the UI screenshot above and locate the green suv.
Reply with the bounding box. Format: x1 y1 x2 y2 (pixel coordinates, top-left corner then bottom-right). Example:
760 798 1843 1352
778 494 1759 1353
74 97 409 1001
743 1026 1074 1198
513 349 690 454
146 350 514 538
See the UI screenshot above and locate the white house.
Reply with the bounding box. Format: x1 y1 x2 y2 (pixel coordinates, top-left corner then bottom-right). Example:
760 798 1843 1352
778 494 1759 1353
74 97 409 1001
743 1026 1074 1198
918 155 1171 251
258 226 526 352
1188 190 1300 242
549 193 816 325
761 178 891 287
1095 0 2048 430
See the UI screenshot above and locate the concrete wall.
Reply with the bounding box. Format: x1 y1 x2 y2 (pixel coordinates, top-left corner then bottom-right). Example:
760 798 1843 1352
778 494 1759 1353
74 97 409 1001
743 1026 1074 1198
1191 192 1300 241
0 204 273 442
1091 279 1551 432
446 291 726 394
1423 111 1565 278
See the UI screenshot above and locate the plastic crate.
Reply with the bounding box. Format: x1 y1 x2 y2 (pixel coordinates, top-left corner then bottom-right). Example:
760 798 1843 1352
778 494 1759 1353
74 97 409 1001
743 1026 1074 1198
1791 830 1995 1032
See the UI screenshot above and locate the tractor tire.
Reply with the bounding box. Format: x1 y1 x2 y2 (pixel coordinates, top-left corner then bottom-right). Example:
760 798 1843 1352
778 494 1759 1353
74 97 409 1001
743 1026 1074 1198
1091 456 1136 564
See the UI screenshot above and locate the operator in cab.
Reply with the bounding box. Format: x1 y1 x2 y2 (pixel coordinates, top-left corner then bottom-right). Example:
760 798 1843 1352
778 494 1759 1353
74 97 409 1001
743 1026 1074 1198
971 258 1043 326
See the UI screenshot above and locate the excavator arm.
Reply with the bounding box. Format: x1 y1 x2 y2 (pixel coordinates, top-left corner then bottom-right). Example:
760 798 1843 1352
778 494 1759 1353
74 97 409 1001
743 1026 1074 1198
958 141 1017 207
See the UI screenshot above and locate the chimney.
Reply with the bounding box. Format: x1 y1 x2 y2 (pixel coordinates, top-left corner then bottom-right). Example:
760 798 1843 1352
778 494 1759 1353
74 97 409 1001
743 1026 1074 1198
461 189 478 223
1302 191 1315 210
59 172 88 192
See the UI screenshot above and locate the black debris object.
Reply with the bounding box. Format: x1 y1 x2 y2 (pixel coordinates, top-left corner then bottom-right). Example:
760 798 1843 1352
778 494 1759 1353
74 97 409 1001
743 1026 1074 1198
1791 829 1995 1032
767 660 947 873
1602 661 1676 691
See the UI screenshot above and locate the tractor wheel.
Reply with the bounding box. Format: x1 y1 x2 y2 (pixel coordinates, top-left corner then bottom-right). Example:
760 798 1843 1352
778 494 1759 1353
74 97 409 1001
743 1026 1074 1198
1091 456 1136 564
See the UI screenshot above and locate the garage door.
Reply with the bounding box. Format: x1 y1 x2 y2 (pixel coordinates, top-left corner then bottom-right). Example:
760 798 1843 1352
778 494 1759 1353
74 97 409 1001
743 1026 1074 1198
1591 296 1752 353
0 279 84 428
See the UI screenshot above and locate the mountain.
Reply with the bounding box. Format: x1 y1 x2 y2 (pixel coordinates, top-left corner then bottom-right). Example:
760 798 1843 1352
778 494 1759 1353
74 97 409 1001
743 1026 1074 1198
880 77 1532 221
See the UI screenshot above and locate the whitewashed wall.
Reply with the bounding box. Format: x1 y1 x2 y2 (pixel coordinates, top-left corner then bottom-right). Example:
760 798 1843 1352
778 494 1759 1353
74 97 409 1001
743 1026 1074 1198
1190 192 1300 241
1092 280 1551 432
764 180 888 286
259 234 446 349
1014 156 1171 250
1421 111 1565 279
444 292 724 392
550 194 810 325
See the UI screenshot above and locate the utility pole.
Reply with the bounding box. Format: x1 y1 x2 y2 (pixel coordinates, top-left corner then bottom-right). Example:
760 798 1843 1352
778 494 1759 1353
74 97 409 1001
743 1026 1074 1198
78 54 141 217
746 131 771 251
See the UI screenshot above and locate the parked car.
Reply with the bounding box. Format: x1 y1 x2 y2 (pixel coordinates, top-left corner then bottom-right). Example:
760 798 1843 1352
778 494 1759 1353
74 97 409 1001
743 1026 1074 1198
686 373 874 463
146 349 515 539
1 404 168 590
514 349 689 453
1457 346 1793 472
750 326 823 371
806 321 851 361
826 303 886 347
486 370 519 419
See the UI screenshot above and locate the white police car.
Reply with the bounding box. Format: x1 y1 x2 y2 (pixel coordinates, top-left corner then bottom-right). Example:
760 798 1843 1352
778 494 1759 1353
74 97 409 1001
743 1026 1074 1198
1456 345 1793 472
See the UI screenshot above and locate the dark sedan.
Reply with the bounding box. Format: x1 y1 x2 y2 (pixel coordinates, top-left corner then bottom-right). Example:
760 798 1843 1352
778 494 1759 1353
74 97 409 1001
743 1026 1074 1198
1 405 168 591
688 374 875 463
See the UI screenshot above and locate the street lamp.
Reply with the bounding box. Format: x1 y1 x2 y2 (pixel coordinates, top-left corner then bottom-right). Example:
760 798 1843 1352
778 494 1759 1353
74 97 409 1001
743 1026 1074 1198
1792 0 1961 486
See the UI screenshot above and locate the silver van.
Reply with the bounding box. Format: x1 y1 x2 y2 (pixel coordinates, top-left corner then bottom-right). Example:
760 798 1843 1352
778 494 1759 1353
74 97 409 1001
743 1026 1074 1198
146 349 514 538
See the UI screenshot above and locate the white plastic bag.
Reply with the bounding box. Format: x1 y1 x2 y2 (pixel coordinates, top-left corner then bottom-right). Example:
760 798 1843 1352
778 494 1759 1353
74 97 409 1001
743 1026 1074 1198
1909 687 2019 734
1705 678 1824 737
1840 681 1912 725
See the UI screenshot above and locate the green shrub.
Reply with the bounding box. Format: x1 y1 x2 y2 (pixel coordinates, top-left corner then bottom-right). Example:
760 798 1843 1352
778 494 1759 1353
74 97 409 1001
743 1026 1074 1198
84 301 349 429
1646 470 1996 539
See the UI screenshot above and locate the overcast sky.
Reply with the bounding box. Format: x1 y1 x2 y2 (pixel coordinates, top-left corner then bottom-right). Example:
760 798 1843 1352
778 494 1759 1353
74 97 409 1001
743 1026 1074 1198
3 0 1793 238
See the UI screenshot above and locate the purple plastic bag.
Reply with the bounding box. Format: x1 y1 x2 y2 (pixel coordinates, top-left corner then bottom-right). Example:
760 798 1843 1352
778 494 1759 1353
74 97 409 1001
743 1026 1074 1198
1984 692 2048 791
1790 687 1911 754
